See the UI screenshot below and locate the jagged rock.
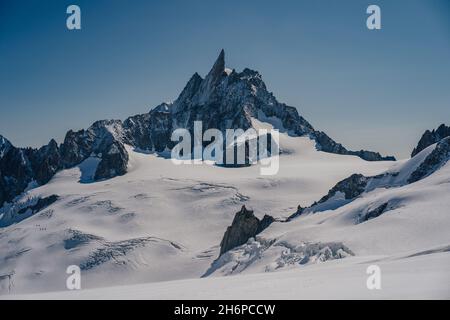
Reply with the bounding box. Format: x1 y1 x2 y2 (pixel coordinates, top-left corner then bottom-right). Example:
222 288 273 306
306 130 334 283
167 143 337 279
287 174 370 220
408 137 450 183
0 142 35 206
319 174 369 203
314 132 395 161
61 119 125 168
60 120 131 181
219 205 274 255
29 139 62 185
94 141 129 180
257 214 275 233
60 129 93 168
412 124 450 157
123 106 174 152
348 150 395 162
197 49 226 104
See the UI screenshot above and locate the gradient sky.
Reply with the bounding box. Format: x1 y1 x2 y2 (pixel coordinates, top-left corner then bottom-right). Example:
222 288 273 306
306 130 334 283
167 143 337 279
1 0 449 159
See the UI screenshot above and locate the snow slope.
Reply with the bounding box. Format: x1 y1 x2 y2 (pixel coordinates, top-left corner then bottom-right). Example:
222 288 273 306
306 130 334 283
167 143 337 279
0 129 393 295
6 252 449 300
207 142 450 279
0 125 449 299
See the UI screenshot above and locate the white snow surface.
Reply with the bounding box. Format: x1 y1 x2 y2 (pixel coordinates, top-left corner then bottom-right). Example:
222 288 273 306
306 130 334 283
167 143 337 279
7 252 449 300
1 125 449 299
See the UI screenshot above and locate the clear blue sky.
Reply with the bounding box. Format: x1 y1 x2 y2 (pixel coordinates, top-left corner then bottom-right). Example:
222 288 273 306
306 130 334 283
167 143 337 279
1 0 449 159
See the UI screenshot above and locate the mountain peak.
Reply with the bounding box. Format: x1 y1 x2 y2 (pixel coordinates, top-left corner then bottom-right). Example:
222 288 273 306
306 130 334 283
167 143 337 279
209 49 225 75
191 49 227 106
205 49 225 81
412 124 450 157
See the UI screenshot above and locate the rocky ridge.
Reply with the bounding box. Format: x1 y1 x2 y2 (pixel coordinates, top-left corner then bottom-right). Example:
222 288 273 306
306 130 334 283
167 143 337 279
411 124 450 157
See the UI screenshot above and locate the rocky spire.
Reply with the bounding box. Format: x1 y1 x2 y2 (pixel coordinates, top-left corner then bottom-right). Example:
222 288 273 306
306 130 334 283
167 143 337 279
219 205 274 255
412 124 450 157
196 49 226 105
206 49 225 82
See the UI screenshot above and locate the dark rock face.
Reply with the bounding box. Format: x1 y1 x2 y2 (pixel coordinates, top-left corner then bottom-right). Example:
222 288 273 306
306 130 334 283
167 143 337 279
314 132 395 161
94 141 129 180
60 119 125 169
318 174 369 203
287 174 370 220
257 214 275 233
0 138 39 206
408 137 450 183
412 124 450 157
347 150 395 162
55 120 130 182
29 139 62 185
219 206 274 255
123 106 174 152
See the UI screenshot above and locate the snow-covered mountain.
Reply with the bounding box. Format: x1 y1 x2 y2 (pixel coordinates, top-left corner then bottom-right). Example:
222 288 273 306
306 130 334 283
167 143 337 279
0 50 394 208
0 52 448 299
1 128 448 298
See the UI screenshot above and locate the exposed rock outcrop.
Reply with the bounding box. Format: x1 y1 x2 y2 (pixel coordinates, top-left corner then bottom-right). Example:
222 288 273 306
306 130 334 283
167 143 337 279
288 174 370 220
219 205 274 255
0 138 41 206
408 137 450 183
412 124 450 157
314 132 395 161
93 141 129 180
318 174 370 202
